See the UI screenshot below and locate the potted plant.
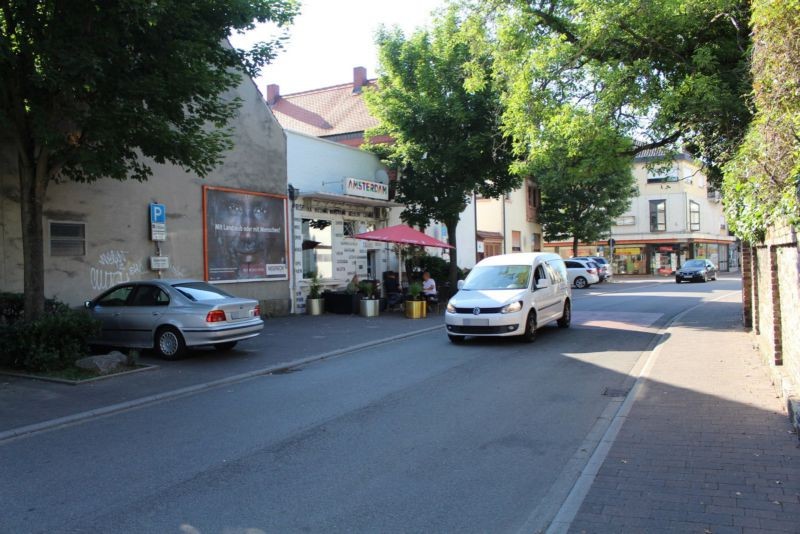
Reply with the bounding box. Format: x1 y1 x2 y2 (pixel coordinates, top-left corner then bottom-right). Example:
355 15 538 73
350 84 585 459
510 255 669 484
359 280 380 318
405 281 426 319
306 272 324 316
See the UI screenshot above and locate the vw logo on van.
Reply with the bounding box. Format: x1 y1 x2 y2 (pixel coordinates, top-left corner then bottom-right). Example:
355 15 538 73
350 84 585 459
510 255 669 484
473 307 481 315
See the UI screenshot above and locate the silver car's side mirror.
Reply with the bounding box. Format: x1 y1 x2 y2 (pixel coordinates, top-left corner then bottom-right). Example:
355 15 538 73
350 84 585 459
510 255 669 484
457 280 465 290
84 300 93 308
535 279 550 290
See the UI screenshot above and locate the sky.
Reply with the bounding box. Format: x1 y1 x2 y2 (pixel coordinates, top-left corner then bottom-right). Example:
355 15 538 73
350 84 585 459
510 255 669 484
229 0 448 95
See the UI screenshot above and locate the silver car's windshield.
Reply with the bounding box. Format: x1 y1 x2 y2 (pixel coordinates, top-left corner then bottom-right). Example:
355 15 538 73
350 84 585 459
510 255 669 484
682 260 706 269
462 265 531 290
174 282 235 301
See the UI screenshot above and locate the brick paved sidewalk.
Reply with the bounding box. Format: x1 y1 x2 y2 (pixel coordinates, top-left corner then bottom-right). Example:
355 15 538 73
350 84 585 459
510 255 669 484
568 292 800 533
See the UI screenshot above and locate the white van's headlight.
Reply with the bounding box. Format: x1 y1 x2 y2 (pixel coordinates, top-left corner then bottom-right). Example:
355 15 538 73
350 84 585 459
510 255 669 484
501 301 522 314
446 302 456 314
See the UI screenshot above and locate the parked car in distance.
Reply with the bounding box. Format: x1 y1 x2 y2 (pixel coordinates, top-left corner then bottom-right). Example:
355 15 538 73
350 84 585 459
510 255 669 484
85 280 263 360
572 256 612 281
445 252 572 344
675 259 717 283
564 259 601 289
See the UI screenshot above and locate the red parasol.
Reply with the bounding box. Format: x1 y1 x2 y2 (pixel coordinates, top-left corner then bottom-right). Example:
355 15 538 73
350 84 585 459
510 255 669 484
353 224 453 248
353 224 453 286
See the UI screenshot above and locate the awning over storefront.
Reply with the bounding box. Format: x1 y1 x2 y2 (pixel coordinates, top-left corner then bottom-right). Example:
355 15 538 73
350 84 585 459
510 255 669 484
297 191 402 208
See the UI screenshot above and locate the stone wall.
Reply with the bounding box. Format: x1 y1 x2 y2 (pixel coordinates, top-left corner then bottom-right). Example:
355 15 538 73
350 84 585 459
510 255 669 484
745 221 800 396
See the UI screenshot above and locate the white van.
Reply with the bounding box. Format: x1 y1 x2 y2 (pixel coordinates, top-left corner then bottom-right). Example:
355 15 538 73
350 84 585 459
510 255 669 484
445 252 571 343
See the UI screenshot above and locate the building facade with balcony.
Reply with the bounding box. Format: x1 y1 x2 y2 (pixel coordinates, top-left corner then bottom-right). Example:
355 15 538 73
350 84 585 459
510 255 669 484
544 149 737 275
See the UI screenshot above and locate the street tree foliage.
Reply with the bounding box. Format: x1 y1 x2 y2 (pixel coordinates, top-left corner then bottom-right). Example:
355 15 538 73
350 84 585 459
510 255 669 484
527 107 635 256
363 10 517 289
0 0 298 318
723 0 800 243
462 0 751 187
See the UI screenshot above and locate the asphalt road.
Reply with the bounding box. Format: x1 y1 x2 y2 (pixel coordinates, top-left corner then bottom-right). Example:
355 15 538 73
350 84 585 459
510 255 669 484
0 278 741 533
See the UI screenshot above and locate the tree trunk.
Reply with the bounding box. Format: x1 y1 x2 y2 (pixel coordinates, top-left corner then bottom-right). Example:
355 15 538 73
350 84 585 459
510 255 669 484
18 152 48 320
572 235 579 258
446 219 459 297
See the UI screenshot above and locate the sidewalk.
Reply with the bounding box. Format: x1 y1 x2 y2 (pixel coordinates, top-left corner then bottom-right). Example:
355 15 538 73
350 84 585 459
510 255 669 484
563 291 800 533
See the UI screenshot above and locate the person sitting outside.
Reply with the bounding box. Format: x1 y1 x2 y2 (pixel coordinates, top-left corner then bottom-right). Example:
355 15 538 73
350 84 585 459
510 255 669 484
383 271 403 308
346 274 359 294
422 271 437 301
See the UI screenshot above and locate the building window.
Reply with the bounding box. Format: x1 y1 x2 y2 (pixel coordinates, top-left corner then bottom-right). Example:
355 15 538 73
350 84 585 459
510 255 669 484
647 166 680 184
526 180 540 222
649 200 666 232
342 221 356 237
615 215 636 226
532 233 542 252
511 231 521 252
301 218 332 278
689 201 700 231
50 222 86 256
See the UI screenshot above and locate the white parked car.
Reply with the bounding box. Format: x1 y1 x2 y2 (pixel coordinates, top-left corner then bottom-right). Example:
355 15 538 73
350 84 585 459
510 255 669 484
445 253 572 344
565 259 601 289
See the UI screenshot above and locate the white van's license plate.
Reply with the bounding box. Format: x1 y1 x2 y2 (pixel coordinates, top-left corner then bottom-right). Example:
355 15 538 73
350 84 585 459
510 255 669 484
463 318 490 326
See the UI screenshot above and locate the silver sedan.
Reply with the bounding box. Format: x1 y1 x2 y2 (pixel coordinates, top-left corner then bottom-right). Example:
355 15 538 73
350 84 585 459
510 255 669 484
85 279 263 359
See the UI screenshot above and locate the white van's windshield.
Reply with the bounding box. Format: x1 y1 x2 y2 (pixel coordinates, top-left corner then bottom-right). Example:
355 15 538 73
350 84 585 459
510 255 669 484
462 265 531 290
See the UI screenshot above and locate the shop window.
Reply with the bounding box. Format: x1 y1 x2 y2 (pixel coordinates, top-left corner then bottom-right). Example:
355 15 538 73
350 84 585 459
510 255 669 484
50 222 86 256
301 218 332 278
689 201 700 231
511 231 521 252
649 200 666 232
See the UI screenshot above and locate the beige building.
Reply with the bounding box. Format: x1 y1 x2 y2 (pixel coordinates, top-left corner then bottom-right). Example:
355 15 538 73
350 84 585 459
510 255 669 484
545 149 737 274
0 75 292 314
475 179 544 260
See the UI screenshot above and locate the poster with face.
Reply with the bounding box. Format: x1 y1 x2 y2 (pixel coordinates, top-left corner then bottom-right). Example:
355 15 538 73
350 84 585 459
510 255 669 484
203 186 288 282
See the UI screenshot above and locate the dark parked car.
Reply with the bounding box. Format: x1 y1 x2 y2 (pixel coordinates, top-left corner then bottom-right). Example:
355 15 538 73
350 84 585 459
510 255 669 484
675 259 717 283
85 280 263 359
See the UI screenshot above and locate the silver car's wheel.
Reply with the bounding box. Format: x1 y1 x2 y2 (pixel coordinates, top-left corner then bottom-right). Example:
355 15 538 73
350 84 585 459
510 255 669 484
574 276 588 289
557 300 571 328
155 326 185 360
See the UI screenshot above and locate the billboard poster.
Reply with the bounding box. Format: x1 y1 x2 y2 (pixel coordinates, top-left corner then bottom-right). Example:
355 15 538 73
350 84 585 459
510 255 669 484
203 186 288 282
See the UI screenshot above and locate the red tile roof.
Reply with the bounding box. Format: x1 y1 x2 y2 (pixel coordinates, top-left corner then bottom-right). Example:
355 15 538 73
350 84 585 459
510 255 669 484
269 81 380 139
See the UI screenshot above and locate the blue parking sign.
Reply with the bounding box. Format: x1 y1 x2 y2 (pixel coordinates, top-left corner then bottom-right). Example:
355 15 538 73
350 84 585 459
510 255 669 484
150 203 166 224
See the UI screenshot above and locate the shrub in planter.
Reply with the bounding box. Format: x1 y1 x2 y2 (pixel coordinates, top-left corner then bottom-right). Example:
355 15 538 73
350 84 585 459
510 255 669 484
0 299 100 372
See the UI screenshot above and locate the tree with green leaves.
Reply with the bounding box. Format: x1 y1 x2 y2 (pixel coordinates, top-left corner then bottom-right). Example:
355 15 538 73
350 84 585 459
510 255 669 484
1 0 297 319
723 0 799 243
363 10 517 290
463 0 751 187
527 107 635 256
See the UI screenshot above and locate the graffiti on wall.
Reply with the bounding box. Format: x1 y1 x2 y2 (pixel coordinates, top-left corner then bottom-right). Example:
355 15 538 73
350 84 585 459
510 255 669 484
90 249 143 291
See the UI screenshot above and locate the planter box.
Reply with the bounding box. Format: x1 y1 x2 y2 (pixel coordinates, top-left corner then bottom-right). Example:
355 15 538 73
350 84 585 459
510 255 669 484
405 299 426 319
323 292 360 314
306 297 324 315
360 298 380 317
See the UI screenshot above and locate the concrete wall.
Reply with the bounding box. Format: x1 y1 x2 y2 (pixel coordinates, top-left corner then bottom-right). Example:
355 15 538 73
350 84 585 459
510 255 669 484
0 75 291 315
